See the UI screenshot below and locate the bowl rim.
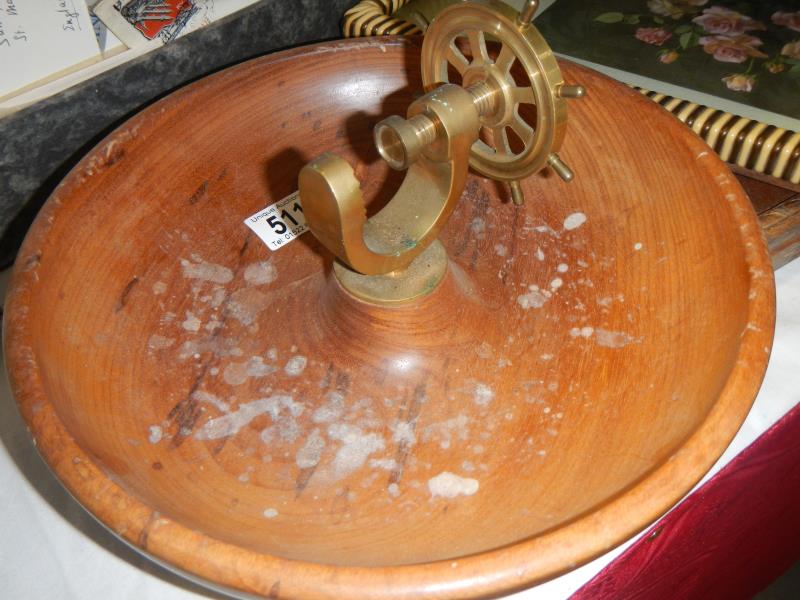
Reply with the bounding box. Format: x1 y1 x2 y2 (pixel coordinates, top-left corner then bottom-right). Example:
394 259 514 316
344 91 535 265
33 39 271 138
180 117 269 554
3 37 776 599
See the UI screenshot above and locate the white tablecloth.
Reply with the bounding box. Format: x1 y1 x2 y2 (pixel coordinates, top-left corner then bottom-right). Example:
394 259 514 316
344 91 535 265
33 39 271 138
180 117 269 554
2 257 798 600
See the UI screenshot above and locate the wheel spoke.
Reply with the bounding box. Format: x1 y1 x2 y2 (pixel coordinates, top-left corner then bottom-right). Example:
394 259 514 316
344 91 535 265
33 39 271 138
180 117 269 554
510 114 534 146
446 41 470 75
466 29 489 65
495 43 515 73
513 86 536 105
492 127 511 156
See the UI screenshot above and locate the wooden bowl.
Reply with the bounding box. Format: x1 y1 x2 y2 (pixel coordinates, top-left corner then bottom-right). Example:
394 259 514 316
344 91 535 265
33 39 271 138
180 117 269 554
4 38 775 599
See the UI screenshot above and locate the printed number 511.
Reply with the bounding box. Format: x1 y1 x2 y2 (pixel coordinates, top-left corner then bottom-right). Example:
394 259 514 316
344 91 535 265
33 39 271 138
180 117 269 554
267 202 304 235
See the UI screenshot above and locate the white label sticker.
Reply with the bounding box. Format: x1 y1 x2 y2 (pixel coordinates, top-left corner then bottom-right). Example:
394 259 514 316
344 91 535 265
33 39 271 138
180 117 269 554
244 192 308 251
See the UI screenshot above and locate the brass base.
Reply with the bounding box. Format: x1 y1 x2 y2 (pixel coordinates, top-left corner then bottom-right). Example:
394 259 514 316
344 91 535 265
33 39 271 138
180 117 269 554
333 240 448 305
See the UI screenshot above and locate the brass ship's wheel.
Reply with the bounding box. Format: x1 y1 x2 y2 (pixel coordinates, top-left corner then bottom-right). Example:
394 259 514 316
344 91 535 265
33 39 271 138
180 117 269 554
421 0 583 184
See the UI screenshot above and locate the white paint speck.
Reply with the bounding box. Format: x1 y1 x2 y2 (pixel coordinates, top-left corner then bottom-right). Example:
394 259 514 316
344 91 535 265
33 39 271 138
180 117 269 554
388 483 400 498
313 391 345 423
147 335 175 350
517 286 548 309
182 311 201 332
473 383 494 407
427 471 479 498
191 390 230 412
225 288 269 326
180 258 233 284
369 458 398 470
392 421 416 446
328 424 385 478
535 247 545 261
148 425 162 444
595 329 639 348
284 355 307 377
494 243 507 257
223 356 277 385
569 326 594 338
152 281 167 295
563 212 587 231
296 428 326 469
244 260 278 286
550 278 563 290
634 242 643 251
470 217 486 236
263 508 279 519
557 263 569 273
194 395 302 440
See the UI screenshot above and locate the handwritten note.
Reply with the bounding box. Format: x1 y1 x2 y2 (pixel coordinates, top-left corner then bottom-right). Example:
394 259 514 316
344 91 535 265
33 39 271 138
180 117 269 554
0 0 102 99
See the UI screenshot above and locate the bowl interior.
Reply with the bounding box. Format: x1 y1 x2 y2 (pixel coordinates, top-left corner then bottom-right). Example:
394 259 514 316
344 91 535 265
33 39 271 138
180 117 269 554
8 39 771 575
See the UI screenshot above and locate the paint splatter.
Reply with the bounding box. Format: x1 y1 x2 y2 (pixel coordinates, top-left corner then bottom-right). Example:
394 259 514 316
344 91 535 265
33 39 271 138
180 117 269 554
392 421 416 446
296 428 326 469
244 260 278 286
148 425 163 444
263 508 279 518
517 286 548 309
182 311 201 332
194 395 302 440
313 391 345 424
191 390 230 413
223 356 277 385
422 414 469 449
225 288 270 326
473 383 494 407
569 326 594 338
148 335 175 350
369 458 398 470
284 355 307 377
596 329 639 348
328 424 385 478
427 472 479 498
180 258 233 284
563 212 587 231
178 336 243 360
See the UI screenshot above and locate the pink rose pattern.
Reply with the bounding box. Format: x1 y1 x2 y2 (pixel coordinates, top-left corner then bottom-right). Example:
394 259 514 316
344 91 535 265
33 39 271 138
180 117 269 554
772 11 800 33
692 7 765 35
721 73 755 92
636 27 673 45
698 34 767 63
598 3 799 93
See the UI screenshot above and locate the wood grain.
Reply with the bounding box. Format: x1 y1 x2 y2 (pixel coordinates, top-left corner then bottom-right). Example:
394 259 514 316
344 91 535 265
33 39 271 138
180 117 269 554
3 38 775 599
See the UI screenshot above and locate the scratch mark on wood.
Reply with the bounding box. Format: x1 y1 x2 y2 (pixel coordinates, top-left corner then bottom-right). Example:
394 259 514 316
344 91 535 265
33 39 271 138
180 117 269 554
188 180 209 205
115 277 140 312
389 382 426 485
294 465 318 497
